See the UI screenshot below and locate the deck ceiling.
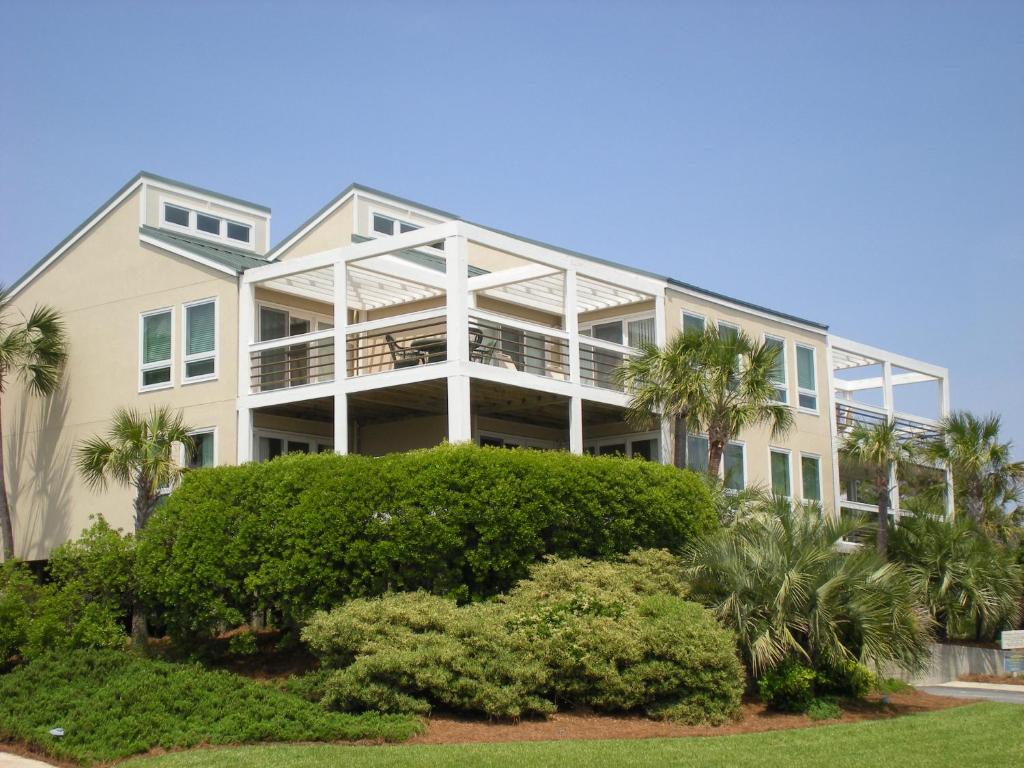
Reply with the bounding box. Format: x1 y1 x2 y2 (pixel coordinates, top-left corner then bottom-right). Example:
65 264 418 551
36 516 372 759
831 347 879 371
261 253 650 314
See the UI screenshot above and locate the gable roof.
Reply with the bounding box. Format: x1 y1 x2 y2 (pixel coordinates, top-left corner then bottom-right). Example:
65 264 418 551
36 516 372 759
271 182 828 332
8 171 272 299
139 225 268 273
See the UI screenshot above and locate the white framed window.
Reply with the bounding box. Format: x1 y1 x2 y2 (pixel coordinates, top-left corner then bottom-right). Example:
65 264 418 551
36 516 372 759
724 441 746 491
579 313 657 349
584 432 659 461
140 307 173 391
682 312 705 335
795 344 818 412
185 428 217 469
686 434 709 472
770 447 792 498
182 298 217 383
254 429 333 462
160 199 254 249
764 335 788 404
801 453 822 502
370 211 444 250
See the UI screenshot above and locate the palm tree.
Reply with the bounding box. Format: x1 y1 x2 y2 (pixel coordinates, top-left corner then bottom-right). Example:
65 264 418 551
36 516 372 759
922 411 1024 525
842 419 917 556
75 406 194 533
75 406 193 646
890 511 1022 642
683 497 931 677
616 324 793 476
0 286 69 559
687 326 793 477
613 330 705 469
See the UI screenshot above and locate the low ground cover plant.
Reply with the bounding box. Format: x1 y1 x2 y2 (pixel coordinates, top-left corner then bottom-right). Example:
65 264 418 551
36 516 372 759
300 552 744 724
0 649 420 765
136 444 716 648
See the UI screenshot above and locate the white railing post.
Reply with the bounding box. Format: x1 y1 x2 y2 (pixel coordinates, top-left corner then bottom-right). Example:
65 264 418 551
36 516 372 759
565 268 583 454
939 375 954 519
825 337 843 521
446 228 472 443
237 279 255 463
334 259 349 454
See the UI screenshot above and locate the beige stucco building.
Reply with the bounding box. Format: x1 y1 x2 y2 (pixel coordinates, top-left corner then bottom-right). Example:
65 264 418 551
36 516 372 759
3 172 951 561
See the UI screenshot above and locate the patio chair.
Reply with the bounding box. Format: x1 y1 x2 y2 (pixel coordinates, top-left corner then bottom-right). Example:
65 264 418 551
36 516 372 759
385 334 424 369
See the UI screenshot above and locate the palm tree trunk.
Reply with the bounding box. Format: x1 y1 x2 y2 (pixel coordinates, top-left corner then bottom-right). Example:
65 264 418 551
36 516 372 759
965 486 984 526
131 478 150 648
708 431 725 479
673 414 688 470
0 390 13 561
877 471 890 557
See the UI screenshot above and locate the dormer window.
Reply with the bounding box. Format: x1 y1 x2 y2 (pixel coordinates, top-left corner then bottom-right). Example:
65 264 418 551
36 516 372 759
161 202 252 247
371 213 443 250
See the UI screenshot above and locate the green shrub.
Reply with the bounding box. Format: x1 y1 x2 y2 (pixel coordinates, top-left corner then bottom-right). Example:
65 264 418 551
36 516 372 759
0 649 421 764
137 445 716 646
758 660 816 713
815 660 875 699
807 697 842 721
303 552 743 724
0 561 41 666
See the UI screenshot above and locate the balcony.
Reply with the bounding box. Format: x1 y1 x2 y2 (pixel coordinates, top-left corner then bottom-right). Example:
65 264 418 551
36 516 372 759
237 220 665 458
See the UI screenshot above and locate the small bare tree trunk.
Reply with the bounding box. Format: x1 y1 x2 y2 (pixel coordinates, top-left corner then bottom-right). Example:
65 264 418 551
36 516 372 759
0 391 14 561
708 429 726 479
131 478 151 648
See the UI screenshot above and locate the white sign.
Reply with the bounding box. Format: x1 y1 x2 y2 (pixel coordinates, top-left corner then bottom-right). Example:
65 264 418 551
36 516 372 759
1001 630 1024 650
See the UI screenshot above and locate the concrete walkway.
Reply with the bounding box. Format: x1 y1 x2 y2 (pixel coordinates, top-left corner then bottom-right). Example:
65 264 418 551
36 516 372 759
920 681 1024 705
0 755 55 767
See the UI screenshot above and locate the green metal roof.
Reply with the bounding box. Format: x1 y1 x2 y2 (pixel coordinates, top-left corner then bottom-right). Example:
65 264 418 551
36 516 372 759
140 225 268 273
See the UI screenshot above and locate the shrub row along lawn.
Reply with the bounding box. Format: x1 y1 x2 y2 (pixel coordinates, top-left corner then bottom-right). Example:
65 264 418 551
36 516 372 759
138 445 716 646
124 703 1023 768
0 649 421 765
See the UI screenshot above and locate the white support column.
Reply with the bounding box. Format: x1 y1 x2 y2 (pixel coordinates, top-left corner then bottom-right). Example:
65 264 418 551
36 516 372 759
939 375 954 519
333 259 349 454
824 338 843 520
237 407 252 463
448 374 472 443
564 268 583 454
881 361 894 416
446 229 471 443
655 289 671 465
236 279 255 464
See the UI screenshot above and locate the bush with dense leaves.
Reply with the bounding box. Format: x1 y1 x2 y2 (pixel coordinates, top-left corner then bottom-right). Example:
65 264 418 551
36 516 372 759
137 445 716 645
301 551 743 724
0 649 420 764
757 660 816 713
0 519 135 664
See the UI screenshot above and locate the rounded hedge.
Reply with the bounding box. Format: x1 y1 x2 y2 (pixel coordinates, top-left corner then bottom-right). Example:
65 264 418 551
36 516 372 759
136 444 715 644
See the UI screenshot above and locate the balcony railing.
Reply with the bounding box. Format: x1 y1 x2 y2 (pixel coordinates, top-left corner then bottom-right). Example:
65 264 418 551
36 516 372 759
247 306 642 394
835 401 940 442
467 308 569 380
250 328 335 392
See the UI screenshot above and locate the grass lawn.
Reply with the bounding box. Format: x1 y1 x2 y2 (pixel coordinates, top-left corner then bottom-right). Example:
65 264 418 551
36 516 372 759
127 703 1021 768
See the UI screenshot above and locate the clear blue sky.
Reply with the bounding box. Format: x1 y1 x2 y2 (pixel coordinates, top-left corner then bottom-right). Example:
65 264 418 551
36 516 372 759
2 1 1021 453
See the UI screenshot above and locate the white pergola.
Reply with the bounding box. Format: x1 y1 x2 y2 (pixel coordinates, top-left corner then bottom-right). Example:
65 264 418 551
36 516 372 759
237 220 669 461
828 335 953 518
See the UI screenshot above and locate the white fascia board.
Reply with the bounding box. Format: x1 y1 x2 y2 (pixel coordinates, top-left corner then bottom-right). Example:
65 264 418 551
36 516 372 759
238 381 338 410
266 188 358 262
138 234 239 277
8 178 145 300
834 372 937 392
467 264 560 293
667 283 828 337
829 334 948 380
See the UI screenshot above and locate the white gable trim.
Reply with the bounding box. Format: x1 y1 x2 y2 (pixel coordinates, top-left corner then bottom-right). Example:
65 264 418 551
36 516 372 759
138 233 240 277
8 178 144 300
266 188 359 262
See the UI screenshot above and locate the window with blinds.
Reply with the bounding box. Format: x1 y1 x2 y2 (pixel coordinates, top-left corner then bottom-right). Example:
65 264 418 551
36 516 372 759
140 308 172 389
796 344 817 411
801 454 821 501
765 336 788 404
184 299 217 381
771 449 792 497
